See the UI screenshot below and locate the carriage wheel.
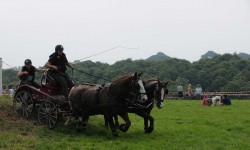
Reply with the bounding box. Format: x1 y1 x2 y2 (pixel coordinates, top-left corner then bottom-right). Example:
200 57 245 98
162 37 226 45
13 91 34 118
38 101 58 129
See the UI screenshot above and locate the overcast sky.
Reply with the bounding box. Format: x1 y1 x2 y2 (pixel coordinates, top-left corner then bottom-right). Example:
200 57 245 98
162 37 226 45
0 0 250 68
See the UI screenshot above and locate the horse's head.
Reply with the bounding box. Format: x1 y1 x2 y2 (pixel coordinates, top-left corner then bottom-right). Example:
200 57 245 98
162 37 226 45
110 72 148 103
132 72 148 103
145 79 169 109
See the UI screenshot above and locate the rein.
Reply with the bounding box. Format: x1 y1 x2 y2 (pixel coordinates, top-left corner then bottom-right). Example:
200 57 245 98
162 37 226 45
72 68 112 82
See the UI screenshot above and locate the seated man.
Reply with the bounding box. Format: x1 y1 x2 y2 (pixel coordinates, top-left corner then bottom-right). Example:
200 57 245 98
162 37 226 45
17 59 46 88
222 95 232 105
44 45 75 97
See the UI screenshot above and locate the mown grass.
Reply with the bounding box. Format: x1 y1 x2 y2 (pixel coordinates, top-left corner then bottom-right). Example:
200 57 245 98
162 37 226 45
0 96 250 150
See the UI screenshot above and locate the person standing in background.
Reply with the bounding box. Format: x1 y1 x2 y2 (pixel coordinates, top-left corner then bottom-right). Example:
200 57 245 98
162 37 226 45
187 84 193 99
177 84 184 99
8 84 14 97
195 84 203 100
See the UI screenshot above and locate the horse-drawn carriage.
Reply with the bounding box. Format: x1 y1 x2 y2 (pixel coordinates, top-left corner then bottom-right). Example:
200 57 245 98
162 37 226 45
13 71 72 129
13 70 168 136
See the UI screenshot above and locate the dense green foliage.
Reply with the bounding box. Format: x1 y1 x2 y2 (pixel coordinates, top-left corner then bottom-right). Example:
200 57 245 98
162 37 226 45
1 96 250 150
2 53 250 92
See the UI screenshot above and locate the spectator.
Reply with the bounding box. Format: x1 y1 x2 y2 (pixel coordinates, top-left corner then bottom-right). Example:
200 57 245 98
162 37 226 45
187 84 193 98
195 84 202 100
177 84 184 98
212 95 222 106
202 95 207 105
8 84 14 97
222 95 232 105
206 97 213 106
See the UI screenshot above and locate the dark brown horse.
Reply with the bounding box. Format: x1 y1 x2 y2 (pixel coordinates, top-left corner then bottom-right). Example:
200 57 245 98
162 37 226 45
69 72 148 136
105 79 168 133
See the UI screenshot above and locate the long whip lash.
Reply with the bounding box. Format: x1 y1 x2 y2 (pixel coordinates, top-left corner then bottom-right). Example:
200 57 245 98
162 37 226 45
78 45 139 61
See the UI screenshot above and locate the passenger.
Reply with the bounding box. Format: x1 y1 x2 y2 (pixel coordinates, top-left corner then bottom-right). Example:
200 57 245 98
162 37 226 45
17 59 46 88
44 45 75 97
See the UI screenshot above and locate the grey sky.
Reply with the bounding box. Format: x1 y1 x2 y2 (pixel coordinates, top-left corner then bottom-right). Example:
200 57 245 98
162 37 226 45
0 0 250 68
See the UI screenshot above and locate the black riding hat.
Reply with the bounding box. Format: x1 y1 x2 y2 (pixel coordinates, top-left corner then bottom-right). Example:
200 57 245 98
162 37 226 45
24 59 32 65
55 45 64 52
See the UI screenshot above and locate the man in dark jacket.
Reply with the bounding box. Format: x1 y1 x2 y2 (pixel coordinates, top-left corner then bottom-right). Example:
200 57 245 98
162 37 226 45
44 45 74 97
17 59 46 88
222 95 232 105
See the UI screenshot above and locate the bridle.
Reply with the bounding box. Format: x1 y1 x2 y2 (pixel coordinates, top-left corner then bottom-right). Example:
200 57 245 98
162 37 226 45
127 78 147 103
152 83 164 107
107 75 147 105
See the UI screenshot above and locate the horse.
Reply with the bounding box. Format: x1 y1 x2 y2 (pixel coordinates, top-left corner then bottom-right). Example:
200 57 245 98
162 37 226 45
105 79 168 133
69 72 148 136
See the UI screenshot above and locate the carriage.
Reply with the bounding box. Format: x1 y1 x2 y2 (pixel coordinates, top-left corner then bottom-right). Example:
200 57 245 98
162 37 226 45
13 71 72 129
13 70 168 136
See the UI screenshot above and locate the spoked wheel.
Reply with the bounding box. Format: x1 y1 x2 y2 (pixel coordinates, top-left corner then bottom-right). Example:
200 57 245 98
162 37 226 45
13 91 34 118
38 101 58 129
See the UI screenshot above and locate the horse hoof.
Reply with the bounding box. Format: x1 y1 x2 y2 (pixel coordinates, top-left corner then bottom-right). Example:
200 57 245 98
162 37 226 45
115 122 120 128
76 126 82 133
119 124 128 132
145 126 154 134
112 131 119 137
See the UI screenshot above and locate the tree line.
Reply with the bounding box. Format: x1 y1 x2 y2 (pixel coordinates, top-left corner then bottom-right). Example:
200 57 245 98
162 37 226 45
3 53 250 92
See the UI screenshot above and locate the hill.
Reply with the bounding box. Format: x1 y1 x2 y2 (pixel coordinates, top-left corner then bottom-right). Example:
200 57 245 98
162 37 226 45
201 51 250 59
201 51 218 59
146 52 171 61
237 52 250 59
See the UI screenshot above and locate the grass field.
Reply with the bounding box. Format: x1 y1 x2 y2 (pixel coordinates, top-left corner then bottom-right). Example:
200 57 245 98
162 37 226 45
0 96 250 150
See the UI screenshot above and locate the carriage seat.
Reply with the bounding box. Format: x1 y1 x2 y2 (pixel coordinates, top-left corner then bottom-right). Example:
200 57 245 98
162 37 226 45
40 71 61 96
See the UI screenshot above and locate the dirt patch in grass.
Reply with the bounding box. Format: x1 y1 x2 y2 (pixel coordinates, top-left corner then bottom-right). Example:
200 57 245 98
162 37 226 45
0 98 37 132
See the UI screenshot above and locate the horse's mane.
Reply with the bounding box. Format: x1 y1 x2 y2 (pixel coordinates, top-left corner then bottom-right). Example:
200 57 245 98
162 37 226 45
112 75 131 83
145 78 158 82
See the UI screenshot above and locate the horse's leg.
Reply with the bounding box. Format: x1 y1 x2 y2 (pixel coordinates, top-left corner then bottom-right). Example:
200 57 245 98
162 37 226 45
71 107 84 132
114 115 119 128
144 114 149 131
147 113 154 134
104 115 109 128
104 111 118 136
135 110 154 133
82 113 89 126
118 112 131 132
104 115 119 128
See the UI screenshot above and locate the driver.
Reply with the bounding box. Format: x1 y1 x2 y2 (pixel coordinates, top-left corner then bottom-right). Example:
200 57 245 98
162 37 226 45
17 59 46 88
44 44 75 97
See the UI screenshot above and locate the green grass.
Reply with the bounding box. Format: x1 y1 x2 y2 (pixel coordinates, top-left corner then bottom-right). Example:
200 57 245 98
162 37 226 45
0 96 250 150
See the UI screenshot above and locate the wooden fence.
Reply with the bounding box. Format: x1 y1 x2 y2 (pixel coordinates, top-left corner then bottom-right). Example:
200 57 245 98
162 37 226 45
166 91 250 100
